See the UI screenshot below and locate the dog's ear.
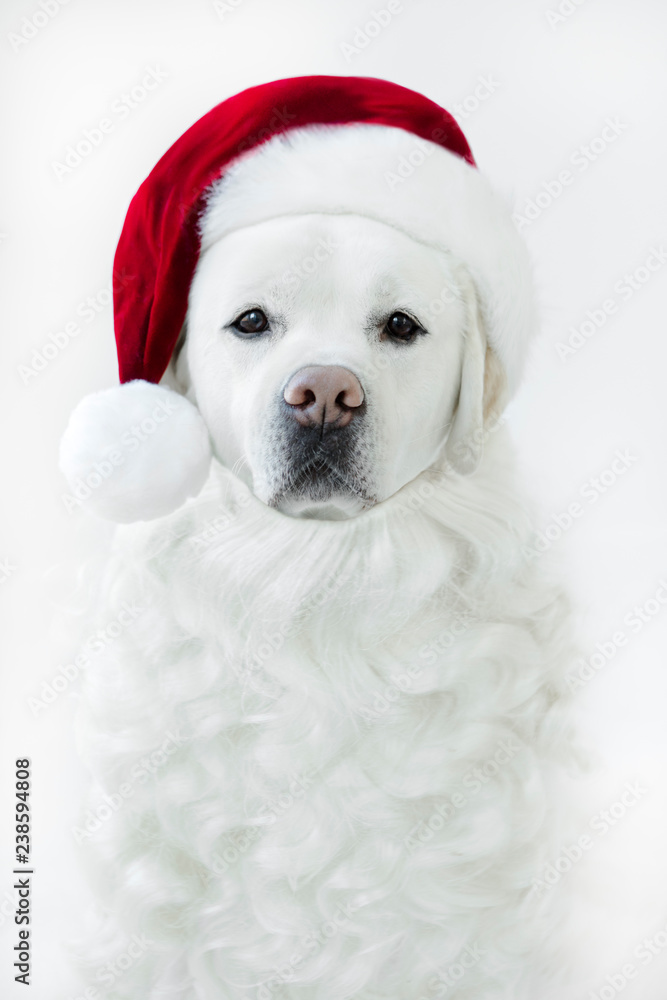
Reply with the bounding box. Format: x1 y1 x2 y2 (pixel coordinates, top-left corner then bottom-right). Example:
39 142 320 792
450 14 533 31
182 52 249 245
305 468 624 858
444 273 507 475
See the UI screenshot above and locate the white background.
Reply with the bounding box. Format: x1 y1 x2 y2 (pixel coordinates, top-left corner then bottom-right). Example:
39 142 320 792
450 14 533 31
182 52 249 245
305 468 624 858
0 1 666 997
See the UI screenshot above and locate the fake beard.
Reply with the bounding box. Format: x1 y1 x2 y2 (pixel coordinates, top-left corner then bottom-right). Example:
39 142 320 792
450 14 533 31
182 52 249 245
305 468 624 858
73 434 579 1000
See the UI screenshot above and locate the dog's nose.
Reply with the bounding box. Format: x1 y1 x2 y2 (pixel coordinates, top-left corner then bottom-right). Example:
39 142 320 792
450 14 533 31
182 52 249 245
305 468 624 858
283 365 364 428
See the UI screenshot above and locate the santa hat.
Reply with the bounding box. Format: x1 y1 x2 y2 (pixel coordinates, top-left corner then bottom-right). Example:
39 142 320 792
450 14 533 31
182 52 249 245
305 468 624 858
59 75 534 523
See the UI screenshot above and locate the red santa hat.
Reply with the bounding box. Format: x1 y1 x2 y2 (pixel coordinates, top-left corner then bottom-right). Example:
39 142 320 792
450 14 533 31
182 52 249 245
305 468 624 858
59 75 534 523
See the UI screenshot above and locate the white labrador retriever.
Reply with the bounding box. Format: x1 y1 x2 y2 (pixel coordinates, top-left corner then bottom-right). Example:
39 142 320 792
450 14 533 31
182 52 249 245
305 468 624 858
65 119 585 1000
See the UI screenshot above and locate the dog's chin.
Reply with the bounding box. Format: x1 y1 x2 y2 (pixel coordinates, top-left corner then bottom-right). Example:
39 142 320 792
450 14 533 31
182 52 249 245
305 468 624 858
275 493 370 520
264 464 376 520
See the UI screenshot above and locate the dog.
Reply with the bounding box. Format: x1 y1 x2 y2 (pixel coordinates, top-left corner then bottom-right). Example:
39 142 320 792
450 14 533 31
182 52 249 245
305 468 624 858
63 79 583 1000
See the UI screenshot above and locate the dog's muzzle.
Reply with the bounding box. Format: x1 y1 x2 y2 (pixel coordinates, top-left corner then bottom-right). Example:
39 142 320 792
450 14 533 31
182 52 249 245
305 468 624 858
263 365 376 511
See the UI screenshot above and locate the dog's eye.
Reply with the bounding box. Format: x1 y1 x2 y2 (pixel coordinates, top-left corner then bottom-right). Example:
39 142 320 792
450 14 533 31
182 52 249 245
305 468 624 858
384 312 423 343
231 309 269 335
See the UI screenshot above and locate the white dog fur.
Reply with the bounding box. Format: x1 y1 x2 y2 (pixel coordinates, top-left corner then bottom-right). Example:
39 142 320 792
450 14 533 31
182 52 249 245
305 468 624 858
71 128 590 1000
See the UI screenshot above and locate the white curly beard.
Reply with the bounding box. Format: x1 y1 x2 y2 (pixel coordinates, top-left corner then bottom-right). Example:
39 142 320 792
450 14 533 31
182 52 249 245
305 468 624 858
72 428 582 1000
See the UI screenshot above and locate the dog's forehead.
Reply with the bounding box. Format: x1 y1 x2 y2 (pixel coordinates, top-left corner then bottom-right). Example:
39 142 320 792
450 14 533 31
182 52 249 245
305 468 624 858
197 213 460 312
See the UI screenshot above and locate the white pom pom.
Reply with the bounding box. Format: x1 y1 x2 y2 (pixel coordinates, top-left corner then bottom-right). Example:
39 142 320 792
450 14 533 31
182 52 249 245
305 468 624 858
59 380 212 523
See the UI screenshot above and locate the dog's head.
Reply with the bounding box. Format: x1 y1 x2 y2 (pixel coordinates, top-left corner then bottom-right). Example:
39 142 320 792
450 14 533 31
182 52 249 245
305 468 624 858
171 212 506 519
59 88 534 527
